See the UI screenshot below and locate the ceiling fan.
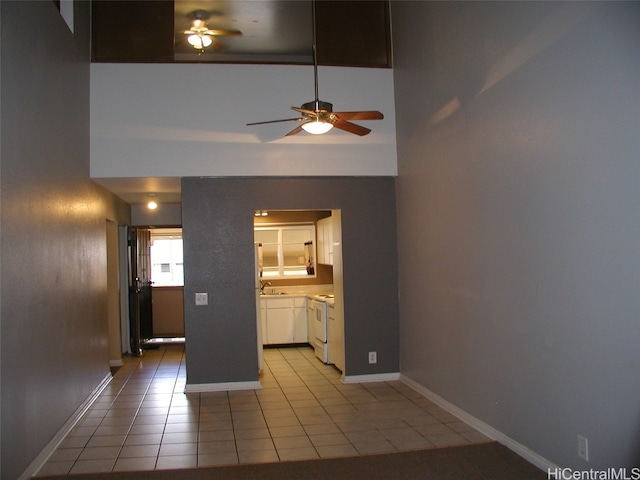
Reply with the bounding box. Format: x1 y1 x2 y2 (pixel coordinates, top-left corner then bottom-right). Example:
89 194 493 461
246 1 383 136
183 10 241 52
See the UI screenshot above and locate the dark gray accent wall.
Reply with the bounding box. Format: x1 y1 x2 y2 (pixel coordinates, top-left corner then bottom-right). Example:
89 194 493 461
181 177 398 384
0 2 130 478
392 1 640 469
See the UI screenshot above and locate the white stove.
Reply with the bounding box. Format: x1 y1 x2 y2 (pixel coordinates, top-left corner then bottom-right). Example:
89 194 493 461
311 295 333 364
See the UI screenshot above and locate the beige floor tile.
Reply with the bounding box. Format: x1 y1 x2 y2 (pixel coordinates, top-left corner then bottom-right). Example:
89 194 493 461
268 425 307 438
77 446 120 460
158 442 197 456
69 459 116 474
388 436 433 450
353 440 397 455
124 433 163 446
35 461 74 477
119 444 160 458
42 344 489 478
232 417 268 429
155 454 197 470
315 444 359 458
234 427 271 440
198 440 237 454
198 452 239 467
237 448 279 464
162 431 198 444
86 435 127 447
303 423 342 435
424 433 470 448
112 456 158 472
58 436 90 449
265 416 301 428
199 429 235 442
277 447 320 461
309 432 350 447
48 448 83 462
128 423 166 435
272 435 313 450
461 431 492 443
236 437 276 452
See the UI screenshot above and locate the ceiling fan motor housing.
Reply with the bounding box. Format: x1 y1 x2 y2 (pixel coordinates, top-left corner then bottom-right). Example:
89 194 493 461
302 100 333 113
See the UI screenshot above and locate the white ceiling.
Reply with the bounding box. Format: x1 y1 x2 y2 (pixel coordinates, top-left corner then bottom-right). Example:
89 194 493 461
93 177 182 206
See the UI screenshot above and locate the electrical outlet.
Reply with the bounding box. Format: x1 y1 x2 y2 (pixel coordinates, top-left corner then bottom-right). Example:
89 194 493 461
368 351 377 364
578 434 589 461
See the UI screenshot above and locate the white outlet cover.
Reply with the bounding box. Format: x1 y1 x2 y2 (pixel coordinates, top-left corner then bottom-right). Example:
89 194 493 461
195 293 208 306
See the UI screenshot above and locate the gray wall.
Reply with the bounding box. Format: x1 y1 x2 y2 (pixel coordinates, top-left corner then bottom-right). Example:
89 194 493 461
0 2 130 478
392 1 640 469
181 177 398 384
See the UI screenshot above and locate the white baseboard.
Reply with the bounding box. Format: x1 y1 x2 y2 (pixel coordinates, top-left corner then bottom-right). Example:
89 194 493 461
400 374 556 472
109 359 123 367
343 372 400 384
23 373 113 480
184 380 262 393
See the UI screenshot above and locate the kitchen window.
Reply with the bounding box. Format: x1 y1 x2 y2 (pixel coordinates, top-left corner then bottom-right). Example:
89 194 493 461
255 225 316 279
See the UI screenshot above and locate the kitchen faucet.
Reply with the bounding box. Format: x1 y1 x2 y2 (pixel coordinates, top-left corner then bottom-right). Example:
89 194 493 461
260 281 272 295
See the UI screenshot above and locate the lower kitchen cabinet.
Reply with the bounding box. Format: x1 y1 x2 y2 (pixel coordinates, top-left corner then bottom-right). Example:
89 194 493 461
261 296 308 345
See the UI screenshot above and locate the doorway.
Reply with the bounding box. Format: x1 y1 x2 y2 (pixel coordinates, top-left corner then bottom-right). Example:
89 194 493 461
146 228 185 343
254 209 345 378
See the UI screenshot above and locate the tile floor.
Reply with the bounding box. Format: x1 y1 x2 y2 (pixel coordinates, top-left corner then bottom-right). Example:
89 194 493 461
35 344 490 476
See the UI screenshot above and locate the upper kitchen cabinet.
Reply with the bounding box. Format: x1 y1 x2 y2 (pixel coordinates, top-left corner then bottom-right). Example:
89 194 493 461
317 216 333 266
255 225 316 279
91 0 391 68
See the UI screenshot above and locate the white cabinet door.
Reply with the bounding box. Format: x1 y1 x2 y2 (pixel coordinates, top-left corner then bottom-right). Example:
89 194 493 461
265 307 295 344
317 217 333 265
293 297 307 343
316 220 325 264
293 307 307 343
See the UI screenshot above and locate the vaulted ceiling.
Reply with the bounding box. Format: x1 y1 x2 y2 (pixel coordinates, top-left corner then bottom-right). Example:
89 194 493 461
90 1 392 207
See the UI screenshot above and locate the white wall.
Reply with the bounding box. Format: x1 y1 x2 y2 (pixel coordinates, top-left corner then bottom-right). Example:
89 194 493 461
393 1 640 470
91 63 396 178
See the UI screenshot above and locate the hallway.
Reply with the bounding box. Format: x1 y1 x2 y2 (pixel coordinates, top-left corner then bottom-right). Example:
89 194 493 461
35 345 490 476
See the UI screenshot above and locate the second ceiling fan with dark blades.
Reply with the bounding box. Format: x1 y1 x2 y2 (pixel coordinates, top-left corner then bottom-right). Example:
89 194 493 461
247 1 383 137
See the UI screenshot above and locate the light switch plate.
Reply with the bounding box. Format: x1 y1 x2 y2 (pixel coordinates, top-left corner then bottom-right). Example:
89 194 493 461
195 293 208 306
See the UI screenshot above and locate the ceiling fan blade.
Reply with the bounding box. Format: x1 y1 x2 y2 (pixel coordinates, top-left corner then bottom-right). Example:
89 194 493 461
291 106 317 116
285 125 305 136
206 29 242 37
333 111 384 121
332 119 371 136
246 118 303 126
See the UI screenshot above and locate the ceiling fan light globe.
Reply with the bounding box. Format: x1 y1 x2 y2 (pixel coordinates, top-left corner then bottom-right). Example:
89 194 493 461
301 120 333 135
188 34 212 49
